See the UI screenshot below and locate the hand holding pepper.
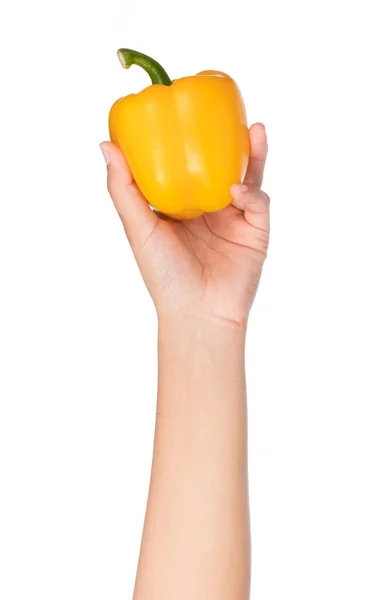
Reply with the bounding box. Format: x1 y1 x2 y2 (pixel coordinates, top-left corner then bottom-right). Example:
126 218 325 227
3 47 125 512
100 122 269 327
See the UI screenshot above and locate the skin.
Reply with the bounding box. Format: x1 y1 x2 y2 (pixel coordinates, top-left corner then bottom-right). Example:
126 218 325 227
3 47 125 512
100 122 270 600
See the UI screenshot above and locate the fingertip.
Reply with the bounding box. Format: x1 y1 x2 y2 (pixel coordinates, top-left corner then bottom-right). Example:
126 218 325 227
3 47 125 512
100 141 124 164
100 141 135 187
231 183 249 197
249 122 268 155
99 142 111 166
250 122 266 136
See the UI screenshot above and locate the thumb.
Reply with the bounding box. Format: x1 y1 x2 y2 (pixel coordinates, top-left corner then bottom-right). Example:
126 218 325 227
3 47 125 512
100 142 157 248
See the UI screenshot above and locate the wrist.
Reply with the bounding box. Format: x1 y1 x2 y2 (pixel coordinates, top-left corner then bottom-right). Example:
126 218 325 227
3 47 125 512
157 312 247 346
158 307 247 333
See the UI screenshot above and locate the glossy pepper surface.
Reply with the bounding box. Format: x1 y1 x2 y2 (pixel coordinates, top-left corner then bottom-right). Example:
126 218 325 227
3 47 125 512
109 49 250 219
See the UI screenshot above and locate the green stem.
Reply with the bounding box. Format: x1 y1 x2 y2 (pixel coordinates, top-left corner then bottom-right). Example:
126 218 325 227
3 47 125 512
117 49 172 86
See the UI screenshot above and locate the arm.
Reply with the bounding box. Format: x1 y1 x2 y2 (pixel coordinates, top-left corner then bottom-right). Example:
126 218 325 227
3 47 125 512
134 316 249 599
100 123 269 599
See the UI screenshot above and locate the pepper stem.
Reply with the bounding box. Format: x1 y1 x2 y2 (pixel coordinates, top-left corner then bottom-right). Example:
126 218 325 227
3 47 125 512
117 49 172 86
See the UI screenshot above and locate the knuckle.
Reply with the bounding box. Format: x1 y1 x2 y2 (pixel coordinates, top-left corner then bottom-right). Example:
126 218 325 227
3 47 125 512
260 190 270 203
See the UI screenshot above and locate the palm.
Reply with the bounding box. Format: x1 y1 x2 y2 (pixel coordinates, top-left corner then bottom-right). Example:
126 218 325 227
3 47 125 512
138 200 269 324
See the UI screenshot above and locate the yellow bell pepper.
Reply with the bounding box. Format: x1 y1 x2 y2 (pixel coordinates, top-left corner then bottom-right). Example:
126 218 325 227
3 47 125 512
109 49 250 220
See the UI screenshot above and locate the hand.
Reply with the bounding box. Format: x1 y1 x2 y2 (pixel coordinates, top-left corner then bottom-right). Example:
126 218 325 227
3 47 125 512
100 123 270 328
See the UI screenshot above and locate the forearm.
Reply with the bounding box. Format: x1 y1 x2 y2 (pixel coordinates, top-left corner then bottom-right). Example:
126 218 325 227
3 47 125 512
133 316 250 600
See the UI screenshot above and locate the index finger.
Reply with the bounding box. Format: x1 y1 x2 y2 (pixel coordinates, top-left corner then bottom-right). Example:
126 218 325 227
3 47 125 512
243 123 268 188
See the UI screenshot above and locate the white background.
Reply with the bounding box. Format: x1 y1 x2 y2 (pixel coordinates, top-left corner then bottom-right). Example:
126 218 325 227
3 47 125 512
1 0 386 598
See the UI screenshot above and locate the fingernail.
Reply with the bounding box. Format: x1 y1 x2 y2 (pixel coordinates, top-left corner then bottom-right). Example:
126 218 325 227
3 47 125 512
231 183 248 194
100 144 111 166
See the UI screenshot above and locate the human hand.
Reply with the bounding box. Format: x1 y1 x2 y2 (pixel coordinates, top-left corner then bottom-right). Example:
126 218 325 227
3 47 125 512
100 123 269 328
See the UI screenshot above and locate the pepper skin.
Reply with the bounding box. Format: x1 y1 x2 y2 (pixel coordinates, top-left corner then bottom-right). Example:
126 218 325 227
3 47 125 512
109 49 250 220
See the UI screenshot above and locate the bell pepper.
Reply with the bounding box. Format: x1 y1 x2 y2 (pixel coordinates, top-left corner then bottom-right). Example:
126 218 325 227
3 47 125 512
109 49 250 220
